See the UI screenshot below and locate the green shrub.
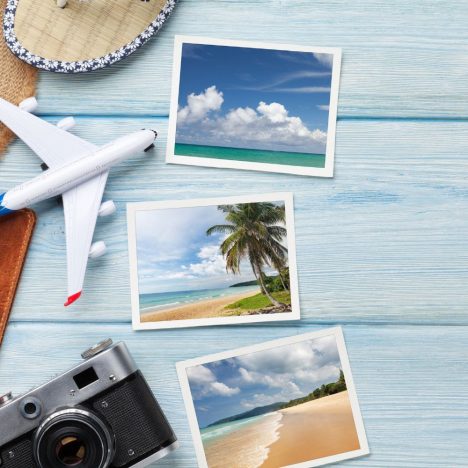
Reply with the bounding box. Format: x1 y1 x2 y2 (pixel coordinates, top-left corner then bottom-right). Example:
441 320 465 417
225 290 291 311
281 370 347 409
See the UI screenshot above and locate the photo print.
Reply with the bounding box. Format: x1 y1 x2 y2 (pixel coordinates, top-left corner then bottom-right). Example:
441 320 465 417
177 327 369 468
127 193 299 329
167 36 341 177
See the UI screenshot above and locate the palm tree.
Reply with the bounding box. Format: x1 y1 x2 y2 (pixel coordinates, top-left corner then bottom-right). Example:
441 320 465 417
206 202 288 307
268 204 289 291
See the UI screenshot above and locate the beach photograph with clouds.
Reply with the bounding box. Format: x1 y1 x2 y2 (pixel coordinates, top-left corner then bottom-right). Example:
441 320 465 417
177 328 369 468
167 36 341 177
127 193 299 329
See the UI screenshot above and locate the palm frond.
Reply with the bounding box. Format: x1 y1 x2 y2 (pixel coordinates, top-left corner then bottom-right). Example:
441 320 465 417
206 201 289 280
206 224 236 236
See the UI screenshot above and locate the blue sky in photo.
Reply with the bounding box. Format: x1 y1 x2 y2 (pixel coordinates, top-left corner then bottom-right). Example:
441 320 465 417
187 335 342 428
175 43 334 154
135 202 285 295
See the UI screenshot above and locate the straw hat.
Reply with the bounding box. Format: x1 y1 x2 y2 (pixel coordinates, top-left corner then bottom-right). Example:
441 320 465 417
0 0 37 155
2 0 178 73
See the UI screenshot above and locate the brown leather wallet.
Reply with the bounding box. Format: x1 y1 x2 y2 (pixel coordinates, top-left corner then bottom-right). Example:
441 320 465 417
0 209 36 345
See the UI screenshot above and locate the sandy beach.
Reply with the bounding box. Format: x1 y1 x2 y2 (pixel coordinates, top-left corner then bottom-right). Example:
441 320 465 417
203 413 282 468
140 289 259 322
261 391 360 467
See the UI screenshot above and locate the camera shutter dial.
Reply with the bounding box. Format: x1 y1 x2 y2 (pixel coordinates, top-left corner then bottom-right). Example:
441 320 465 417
0 392 13 406
81 339 113 360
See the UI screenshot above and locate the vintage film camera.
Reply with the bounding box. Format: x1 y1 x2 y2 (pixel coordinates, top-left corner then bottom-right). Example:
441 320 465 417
0 339 178 467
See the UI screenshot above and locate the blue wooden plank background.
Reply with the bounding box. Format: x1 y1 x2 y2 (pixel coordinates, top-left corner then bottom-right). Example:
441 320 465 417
1 0 467 466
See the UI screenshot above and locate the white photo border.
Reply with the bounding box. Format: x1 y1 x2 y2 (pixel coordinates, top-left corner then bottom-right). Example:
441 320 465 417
127 192 300 330
166 35 342 178
176 327 369 468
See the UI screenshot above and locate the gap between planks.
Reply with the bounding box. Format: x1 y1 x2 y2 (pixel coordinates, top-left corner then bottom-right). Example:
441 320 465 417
34 113 468 123
8 319 468 328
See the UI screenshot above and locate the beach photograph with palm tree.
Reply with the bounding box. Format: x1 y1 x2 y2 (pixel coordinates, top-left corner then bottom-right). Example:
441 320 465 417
128 193 299 329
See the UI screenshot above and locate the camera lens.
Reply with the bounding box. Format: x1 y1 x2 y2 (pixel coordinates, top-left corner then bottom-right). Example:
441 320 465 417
33 408 114 468
55 435 86 465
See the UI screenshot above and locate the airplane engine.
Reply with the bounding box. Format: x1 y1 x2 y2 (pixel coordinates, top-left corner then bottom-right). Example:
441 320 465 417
56 116 76 131
98 200 116 217
19 97 38 113
89 241 106 259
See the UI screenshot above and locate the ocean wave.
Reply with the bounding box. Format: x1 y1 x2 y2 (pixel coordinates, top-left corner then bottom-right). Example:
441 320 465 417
140 285 261 312
256 412 283 468
203 412 283 468
202 415 267 442
140 301 180 312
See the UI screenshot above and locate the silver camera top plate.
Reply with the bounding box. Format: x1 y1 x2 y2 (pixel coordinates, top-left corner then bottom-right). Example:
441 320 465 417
0 341 138 447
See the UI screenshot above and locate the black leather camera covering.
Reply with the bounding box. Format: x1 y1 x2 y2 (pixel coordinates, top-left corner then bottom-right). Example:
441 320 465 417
91 371 177 467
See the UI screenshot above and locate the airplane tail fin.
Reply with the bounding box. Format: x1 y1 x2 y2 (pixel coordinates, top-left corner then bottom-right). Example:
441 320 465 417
0 192 13 216
64 291 82 307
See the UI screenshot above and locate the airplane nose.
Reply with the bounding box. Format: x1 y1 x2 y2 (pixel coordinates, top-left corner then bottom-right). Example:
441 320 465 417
142 129 158 152
141 128 158 140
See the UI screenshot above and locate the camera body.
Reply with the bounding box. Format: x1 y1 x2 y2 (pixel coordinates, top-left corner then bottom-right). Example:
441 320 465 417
0 339 178 468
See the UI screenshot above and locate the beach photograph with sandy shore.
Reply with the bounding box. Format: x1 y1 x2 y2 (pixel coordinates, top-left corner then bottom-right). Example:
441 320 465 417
177 328 369 468
127 193 299 329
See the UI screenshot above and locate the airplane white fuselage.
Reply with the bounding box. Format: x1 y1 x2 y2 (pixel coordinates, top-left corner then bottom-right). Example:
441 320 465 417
1 130 155 211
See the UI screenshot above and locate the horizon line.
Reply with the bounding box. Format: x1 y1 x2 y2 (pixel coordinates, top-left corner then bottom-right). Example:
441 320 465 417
175 141 326 157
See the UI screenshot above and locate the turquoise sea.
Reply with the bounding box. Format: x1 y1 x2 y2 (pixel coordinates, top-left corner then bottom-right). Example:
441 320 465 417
175 143 326 168
201 415 267 444
139 285 259 314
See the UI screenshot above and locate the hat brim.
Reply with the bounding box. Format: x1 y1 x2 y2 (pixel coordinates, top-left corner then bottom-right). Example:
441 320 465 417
3 0 178 73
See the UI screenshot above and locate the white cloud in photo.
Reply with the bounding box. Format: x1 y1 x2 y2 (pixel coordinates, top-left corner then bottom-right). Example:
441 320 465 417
240 382 303 409
271 86 331 94
135 202 285 294
210 382 240 397
188 365 240 399
238 367 301 391
135 206 235 293
230 335 341 404
136 207 218 258
293 364 340 386
176 87 327 153
188 335 344 428
188 364 216 385
235 335 339 376
186 244 227 276
177 85 224 124
234 70 332 92
317 104 329 111
313 52 334 69
273 50 333 71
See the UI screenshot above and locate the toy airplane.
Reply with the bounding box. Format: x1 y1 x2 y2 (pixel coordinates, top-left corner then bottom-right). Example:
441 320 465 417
0 97 156 306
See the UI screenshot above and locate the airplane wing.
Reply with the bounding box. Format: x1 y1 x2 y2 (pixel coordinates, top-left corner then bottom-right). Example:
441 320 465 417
63 171 109 306
0 97 95 167
0 97 107 306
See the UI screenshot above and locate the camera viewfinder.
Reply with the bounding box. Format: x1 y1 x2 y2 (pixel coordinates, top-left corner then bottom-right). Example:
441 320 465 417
73 367 99 389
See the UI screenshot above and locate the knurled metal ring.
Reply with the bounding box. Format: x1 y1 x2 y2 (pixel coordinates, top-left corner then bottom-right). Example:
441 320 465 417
81 338 113 360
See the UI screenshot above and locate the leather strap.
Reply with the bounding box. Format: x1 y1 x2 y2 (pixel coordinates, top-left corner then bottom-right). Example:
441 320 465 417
0 209 36 345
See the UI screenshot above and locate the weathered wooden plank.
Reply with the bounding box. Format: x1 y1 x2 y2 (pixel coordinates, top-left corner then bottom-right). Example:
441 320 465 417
33 0 468 118
0 117 467 324
0 323 467 467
